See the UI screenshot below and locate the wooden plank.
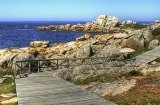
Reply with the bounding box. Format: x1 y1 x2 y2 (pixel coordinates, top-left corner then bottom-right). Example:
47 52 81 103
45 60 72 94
18 98 114 105
17 88 84 97
136 57 156 61
135 45 160 65
144 53 160 56
136 54 157 57
18 91 97 100
16 71 115 105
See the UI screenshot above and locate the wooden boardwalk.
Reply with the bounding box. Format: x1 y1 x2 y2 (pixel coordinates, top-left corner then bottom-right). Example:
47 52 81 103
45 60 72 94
136 46 160 65
16 71 116 105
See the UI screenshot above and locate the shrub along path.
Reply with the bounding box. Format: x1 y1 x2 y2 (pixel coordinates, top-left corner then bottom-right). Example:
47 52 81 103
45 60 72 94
15 71 116 105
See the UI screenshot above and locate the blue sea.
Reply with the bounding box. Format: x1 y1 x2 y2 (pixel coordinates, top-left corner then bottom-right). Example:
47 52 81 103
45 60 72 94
0 21 153 49
0 21 88 49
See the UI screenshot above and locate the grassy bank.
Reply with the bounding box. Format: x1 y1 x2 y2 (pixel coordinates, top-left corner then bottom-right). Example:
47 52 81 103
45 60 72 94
0 68 17 105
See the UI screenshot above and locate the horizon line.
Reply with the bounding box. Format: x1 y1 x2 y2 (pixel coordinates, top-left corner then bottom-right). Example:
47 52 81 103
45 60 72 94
0 20 155 22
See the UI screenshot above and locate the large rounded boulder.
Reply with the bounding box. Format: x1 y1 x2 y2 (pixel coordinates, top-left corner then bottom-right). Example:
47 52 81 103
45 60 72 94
13 53 36 71
77 44 93 58
30 40 50 48
148 40 159 50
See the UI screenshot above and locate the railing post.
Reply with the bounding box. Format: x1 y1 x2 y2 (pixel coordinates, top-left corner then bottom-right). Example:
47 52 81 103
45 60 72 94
38 61 40 72
29 60 31 74
64 58 69 68
57 59 59 69
14 62 17 79
20 62 22 75
47 60 49 71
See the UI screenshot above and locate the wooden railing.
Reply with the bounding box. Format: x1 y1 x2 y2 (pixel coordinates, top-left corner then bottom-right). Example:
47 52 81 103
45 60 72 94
14 55 136 78
14 56 118 77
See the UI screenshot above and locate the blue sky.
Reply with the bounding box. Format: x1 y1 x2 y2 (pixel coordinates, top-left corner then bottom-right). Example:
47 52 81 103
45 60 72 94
0 0 160 22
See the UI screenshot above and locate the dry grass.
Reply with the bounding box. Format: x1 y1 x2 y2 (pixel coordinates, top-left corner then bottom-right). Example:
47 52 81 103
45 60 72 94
105 72 160 105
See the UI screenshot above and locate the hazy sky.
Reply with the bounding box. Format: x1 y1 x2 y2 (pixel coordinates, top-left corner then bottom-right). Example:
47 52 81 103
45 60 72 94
0 0 160 22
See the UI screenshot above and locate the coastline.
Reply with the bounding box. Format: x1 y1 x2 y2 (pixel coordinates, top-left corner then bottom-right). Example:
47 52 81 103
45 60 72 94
0 15 160 105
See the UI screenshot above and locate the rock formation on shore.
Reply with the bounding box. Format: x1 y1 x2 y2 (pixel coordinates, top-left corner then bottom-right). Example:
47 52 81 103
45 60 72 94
0 15 160 98
36 15 138 33
1 18 160 69
0 23 158 70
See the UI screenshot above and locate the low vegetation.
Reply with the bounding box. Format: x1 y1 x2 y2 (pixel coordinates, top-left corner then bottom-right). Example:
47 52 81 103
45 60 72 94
0 78 16 94
130 48 149 57
68 70 143 85
119 24 148 29
105 71 160 105
152 27 160 36
0 67 14 77
152 28 160 42
0 68 17 105
68 67 160 105
155 57 160 62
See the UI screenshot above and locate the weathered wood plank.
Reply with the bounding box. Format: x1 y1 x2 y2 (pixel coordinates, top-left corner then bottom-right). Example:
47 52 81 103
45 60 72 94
16 71 116 105
136 45 160 65
18 98 113 105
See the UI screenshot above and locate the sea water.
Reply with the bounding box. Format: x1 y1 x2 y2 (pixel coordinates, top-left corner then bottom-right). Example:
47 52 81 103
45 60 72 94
0 21 87 49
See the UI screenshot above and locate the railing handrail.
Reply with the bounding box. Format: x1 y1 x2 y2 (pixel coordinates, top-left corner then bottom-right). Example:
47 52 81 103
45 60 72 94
15 56 115 63
14 55 136 78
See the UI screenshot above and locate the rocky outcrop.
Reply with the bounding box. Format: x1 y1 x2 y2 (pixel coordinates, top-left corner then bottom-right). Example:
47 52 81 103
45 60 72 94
88 78 136 96
96 15 120 27
36 15 123 33
0 18 158 75
30 40 50 48
53 61 137 81
76 33 92 41
13 53 36 71
0 53 36 70
143 30 153 43
122 30 150 50
155 20 160 25
126 20 136 24
121 20 136 26
113 33 128 39
65 24 72 30
0 54 18 69
150 20 160 30
13 53 35 62
148 40 159 50
96 15 107 26
93 45 121 57
106 16 121 27
77 43 93 58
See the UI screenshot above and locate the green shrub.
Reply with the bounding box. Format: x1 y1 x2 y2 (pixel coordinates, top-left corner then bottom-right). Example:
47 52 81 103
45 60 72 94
152 27 160 36
120 24 148 29
0 67 14 78
131 49 149 57
125 70 143 77
67 73 122 85
155 57 160 62
67 71 143 85
0 78 16 94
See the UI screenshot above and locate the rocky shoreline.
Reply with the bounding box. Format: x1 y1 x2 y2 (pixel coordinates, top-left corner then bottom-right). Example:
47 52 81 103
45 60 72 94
0 15 160 70
36 15 137 33
0 15 160 100
0 15 159 69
